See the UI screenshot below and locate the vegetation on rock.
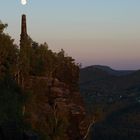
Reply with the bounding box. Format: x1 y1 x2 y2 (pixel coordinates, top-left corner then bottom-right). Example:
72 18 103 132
0 21 87 140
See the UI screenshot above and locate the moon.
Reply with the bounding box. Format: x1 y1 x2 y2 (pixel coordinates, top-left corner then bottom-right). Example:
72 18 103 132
21 0 27 5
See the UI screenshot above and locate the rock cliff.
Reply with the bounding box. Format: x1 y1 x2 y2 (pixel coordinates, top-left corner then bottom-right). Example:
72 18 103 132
24 76 87 140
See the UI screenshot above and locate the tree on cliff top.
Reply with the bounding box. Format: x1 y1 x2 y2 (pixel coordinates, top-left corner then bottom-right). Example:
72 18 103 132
0 22 23 125
0 20 82 140
0 21 18 82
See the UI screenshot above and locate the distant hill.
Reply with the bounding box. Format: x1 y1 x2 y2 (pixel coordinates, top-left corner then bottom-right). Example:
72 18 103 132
80 65 136 83
80 65 140 94
83 65 135 76
79 65 140 140
80 65 140 106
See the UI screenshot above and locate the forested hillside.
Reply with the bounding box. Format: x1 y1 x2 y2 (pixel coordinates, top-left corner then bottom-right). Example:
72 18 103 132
80 65 140 140
0 21 88 140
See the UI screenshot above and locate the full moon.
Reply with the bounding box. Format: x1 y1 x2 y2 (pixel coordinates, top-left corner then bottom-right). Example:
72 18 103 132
21 0 27 5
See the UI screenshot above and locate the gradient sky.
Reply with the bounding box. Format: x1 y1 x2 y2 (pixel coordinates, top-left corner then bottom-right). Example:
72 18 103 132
0 0 140 70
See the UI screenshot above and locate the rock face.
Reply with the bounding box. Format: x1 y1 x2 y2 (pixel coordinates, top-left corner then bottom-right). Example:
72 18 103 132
24 76 86 140
21 14 27 39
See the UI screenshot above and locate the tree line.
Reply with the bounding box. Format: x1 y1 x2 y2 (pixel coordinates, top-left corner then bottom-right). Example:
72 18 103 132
0 21 80 90
0 21 81 140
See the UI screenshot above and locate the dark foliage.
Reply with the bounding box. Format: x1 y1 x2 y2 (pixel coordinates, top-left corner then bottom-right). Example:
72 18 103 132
80 65 140 140
0 21 81 140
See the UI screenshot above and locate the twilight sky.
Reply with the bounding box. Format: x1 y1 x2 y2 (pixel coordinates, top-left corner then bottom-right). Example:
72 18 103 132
0 0 140 70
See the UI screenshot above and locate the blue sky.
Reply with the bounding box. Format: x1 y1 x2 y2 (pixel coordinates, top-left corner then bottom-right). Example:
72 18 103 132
1 0 140 69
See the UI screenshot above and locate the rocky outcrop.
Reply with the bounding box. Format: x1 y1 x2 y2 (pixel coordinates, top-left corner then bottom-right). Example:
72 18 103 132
24 76 87 140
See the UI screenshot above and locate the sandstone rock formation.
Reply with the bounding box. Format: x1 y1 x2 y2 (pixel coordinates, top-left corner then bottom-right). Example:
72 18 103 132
24 76 87 140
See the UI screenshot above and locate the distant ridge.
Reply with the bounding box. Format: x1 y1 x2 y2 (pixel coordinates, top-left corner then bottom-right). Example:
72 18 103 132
82 65 136 76
79 65 140 140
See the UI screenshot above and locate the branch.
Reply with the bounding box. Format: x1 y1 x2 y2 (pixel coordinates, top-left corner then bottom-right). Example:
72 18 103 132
82 119 95 140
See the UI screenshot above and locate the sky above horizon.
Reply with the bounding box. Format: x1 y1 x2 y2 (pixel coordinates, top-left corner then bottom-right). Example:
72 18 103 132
0 0 140 70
